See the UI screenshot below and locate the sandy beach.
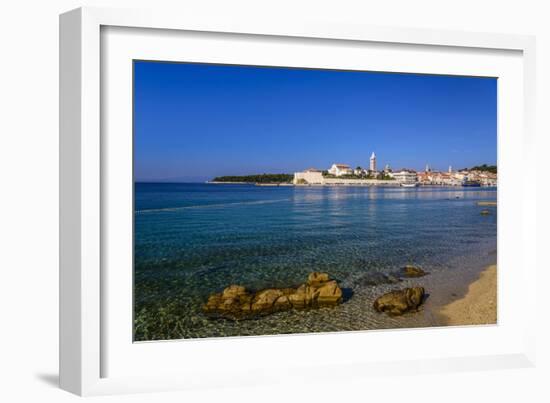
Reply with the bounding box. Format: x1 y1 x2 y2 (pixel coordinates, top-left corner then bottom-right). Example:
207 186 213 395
438 265 497 326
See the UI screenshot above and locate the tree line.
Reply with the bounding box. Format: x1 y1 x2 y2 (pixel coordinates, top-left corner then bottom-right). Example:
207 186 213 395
212 174 293 183
468 164 497 173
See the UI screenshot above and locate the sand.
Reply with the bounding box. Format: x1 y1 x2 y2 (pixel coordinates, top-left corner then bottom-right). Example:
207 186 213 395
438 265 497 326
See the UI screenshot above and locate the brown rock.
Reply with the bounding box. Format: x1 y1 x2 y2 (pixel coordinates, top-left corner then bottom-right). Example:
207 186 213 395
307 272 330 285
373 287 425 316
287 287 308 308
274 295 292 309
202 272 344 320
315 280 343 305
401 265 427 278
251 289 284 312
204 294 223 310
222 285 247 298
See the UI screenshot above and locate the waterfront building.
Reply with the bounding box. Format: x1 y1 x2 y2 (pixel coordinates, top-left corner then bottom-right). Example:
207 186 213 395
328 163 353 176
468 170 497 186
354 167 366 176
454 171 468 181
369 152 377 172
432 172 456 185
393 169 417 184
416 171 431 184
479 174 497 186
415 165 496 186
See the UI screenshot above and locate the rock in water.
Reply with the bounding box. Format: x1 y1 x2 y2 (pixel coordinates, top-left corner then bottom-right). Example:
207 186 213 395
480 209 491 215
203 285 253 318
315 279 344 306
357 272 402 286
373 287 425 316
222 285 247 298
251 289 284 313
401 265 428 278
307 272 330 285
203 272 343 320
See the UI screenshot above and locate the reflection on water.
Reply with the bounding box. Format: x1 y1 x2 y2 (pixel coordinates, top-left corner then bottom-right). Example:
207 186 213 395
134 183 497 341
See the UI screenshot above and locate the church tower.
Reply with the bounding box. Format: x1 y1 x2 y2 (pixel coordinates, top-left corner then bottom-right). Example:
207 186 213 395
370 152 376 172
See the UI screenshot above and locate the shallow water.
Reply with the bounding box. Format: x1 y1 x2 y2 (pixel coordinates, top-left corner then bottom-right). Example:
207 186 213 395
134 183 497 341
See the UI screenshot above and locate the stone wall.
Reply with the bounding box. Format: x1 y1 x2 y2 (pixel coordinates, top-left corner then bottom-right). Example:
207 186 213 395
293 171 325 184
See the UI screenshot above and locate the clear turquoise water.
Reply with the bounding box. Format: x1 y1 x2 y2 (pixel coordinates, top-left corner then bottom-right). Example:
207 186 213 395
134 183 497 341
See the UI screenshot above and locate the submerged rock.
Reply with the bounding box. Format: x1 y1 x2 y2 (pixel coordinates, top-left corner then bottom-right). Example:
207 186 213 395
203 272 343 320
357 272 402 286
401 265 428 278
373 287 425 316
480 209 491 215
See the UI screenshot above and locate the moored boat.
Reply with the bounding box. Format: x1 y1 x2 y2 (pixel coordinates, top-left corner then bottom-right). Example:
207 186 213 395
462 180 481 187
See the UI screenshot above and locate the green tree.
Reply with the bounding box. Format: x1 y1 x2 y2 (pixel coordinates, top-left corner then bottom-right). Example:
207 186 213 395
212 174 294 183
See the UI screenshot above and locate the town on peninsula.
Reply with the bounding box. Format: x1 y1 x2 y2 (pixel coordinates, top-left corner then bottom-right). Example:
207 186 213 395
210 152 497 187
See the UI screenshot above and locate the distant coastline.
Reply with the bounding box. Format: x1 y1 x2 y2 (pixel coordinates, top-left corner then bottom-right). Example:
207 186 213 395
206 181 498 188
206 180 497 188
208 164 497 188
206 181 250 184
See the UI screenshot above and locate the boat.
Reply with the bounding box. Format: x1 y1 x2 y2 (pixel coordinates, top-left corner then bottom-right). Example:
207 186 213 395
462 180 481 187
400 182 419 188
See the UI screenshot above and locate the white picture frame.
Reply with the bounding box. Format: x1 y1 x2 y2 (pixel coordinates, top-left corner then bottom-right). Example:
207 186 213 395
60 6 537 396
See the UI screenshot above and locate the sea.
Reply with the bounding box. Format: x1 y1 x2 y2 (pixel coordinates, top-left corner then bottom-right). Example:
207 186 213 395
134 183 497 341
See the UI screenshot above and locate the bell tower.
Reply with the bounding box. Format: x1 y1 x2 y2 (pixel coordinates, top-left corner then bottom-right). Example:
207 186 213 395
369 152 376 171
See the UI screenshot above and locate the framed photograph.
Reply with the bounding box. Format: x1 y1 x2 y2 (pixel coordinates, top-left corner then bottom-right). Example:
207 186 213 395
60 7 537 396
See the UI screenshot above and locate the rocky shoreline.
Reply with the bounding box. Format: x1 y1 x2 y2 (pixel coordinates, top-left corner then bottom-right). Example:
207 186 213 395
203 266 432 321
203 272 343 320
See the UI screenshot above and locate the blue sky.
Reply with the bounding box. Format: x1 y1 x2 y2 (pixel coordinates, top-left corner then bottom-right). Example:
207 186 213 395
134 61 497 182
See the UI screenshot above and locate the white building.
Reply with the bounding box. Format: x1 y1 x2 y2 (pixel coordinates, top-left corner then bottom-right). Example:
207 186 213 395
393 169 417 184
328 163 353 177
369 152 377 172
454 171 468 181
